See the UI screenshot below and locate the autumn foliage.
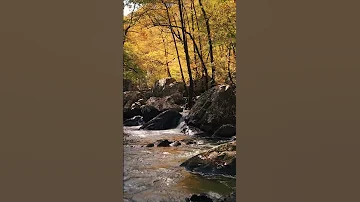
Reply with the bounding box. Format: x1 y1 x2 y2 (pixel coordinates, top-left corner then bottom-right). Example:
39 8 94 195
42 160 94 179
123 0 236 91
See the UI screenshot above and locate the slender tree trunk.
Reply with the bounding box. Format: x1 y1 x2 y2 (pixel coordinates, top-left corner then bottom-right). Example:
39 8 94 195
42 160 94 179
190 1 199 79
178 0 194 108
227 44 234 84
198 0 215 84
192 0 208 88
162 37 171 77
162 0 188 95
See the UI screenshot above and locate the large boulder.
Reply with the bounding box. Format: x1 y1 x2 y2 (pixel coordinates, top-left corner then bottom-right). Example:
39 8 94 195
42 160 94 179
140 110 182 130
180 141 236 176
152 77 185 97
140 105 160 123
146 96 183 112
212 124 236 138
185 85 236 134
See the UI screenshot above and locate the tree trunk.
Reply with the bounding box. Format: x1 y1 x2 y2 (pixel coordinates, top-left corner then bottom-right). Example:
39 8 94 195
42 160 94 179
198 0 215 84
178 0 194 108
161 36 171 77
162 0 188 96
227 44 234 85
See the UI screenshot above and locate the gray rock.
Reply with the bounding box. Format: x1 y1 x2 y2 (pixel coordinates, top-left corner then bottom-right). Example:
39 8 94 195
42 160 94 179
140 110 182 130
212 124 236 138
185 85 236 134
180 141 236 176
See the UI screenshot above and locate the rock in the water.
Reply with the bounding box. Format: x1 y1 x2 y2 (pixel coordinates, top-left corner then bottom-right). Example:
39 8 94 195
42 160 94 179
123 115 144 126
140 105 160 123
170 141 181 147
146 96 183 112
186 193 214 202
180 141 236 176
181 124 205 136
185 85 236 134
212 124 236 138
140 110 182 130
146 143 154 147
155 139 172 147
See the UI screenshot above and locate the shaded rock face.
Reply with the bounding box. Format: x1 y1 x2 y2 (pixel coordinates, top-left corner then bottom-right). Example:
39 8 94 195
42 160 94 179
140 105 160 123
123 107 141 120
140 110 182 130
180 141 236 176
152 77 185 97
212 124 236 138
123 115 144 126
185 85 236 134
146 96 183 112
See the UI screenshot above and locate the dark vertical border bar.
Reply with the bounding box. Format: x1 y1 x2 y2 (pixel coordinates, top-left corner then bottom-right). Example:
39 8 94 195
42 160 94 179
237 0 360 201
0 0 123 201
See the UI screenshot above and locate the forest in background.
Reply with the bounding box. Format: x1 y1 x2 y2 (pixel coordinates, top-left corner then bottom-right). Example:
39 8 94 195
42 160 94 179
123 0 236 93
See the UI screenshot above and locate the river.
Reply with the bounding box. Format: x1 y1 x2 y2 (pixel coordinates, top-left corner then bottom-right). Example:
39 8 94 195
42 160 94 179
123 111 236 202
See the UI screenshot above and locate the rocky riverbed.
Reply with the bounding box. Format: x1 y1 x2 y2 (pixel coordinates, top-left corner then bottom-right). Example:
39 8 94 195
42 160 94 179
123 78 237 202
123 124 236 202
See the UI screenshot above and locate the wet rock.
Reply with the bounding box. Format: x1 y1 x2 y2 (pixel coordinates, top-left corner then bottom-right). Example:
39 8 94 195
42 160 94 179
181 125 206 136
140 110 182 130
180 141 236 176
186 193 214 202
140 105 160 123
146 143 154 147
185 85 236 134
146 96 183 112
170 141 181 147
123 115 144 126
155 139 172 147
212 124 236 138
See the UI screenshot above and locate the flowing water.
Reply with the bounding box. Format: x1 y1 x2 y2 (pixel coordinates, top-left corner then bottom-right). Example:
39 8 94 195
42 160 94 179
123 111 236 202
